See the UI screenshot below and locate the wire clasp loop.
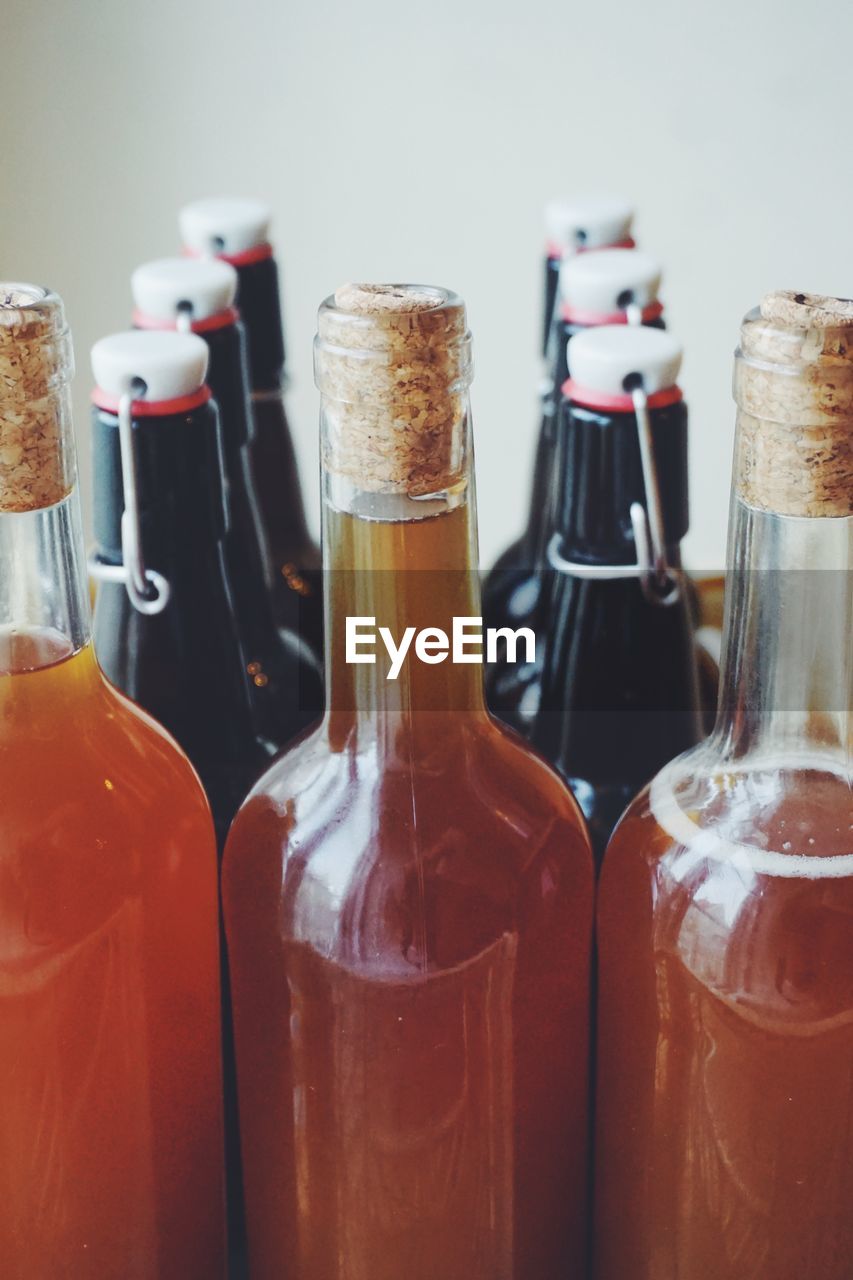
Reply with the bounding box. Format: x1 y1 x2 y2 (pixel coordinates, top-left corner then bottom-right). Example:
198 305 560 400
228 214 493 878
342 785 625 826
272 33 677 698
547 382 681 607
89 382 171 616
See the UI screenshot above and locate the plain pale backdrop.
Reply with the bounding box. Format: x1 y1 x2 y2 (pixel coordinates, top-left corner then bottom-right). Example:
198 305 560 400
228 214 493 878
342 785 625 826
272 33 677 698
3 0 852 570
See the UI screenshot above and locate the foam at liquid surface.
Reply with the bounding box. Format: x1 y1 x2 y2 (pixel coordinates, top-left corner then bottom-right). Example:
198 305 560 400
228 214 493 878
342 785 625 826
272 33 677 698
650 755 853 879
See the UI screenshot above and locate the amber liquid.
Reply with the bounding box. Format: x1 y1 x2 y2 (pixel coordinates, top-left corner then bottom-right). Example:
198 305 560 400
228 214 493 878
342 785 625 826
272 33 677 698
224 502 594 1280
0 635 225 1278
595 765 853 1280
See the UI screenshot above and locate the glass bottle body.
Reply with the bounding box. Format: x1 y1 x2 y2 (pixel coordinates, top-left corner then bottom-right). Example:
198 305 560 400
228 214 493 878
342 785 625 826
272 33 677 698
0 495 225 1278
224 439 594 1278
594 497 853 1279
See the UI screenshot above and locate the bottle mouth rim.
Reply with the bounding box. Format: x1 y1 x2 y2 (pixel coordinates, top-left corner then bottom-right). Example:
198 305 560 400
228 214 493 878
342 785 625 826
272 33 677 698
314 283 474 396
1 282 51 307
0 284 74 392
0 284 65 328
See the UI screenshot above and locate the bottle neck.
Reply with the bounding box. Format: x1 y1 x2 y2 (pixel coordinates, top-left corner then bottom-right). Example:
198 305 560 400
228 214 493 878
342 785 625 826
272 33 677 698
322 413 488 747
0 490 91 674
533 395 700 785
712 494 852 768
553 398 689 561
92 402 228 568
235 256 286 392
200 321 253 451
91 402 262 766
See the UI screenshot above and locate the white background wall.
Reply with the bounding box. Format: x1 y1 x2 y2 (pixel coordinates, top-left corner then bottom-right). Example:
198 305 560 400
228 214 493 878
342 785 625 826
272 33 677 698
3 0 851 570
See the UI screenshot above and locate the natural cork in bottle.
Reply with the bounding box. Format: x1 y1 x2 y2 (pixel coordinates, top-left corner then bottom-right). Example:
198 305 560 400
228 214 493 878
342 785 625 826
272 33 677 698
0 285 75 513
734 290 853 518
314 283 473 498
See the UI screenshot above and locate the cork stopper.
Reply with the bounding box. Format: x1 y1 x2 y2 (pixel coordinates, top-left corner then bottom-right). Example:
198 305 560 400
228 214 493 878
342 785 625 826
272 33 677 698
734 291 853 517
314 283 473 498
0 285 76 513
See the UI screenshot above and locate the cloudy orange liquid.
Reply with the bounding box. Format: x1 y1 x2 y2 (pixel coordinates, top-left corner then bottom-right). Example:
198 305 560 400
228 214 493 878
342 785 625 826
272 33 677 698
0 635 225 1278
224 504 594 1279
595 768 853 1280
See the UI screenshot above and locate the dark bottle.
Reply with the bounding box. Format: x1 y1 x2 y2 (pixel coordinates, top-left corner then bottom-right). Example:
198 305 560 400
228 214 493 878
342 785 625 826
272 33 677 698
89 329 269 1277
179 198 323 660
540 195 635 356
89 329 275 846
486 249 664 735
484 198 636 639
530 325 703 862
131 257 322 749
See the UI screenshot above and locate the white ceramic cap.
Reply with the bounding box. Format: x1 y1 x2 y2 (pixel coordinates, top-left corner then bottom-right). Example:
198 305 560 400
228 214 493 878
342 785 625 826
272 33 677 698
544 196 634 250
568 325 682 395
131 257 237 323
560 248 662 314
91 331 209 401
179 197 272 257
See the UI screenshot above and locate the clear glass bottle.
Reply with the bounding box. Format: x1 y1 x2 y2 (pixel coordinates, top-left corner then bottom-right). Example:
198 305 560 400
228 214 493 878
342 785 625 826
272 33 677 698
223 284 594 1280
130 256 323 746
595 292 853 1280
0 285 225 1277
179 198 323 661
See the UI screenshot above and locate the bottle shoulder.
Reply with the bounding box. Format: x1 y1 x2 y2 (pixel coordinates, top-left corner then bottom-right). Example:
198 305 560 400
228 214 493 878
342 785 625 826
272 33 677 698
600 750 853 1027
223 717 594 971
1 648 213 829
0 649 218 960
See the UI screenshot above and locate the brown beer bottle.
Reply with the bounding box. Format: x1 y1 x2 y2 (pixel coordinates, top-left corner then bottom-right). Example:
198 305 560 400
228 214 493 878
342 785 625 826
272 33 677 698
0 285 225 1277
595 292 853 1280
179 198 323 661
130 256 323 746
530 325 703 861
483 200 636 646
486 248 666 735
223 284 594 1280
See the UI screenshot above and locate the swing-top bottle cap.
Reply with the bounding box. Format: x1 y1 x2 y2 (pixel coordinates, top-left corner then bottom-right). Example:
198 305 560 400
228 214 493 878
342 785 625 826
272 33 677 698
568 325 682 397
91 330 209 404
559 248 662 316
131 257 237 324
179 197 271 258
544 196 634 252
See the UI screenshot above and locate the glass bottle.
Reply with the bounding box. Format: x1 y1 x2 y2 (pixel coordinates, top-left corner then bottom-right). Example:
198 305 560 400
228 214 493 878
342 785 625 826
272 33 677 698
0 285 225 1277
131 256 323 747
223 283 594 1280
90 327 274 1276
90 328 276 846
595 291 853 1280
531 325 702 861
541 196 636 357
483 198 636 633
179 198 323 660
486 248 665 735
